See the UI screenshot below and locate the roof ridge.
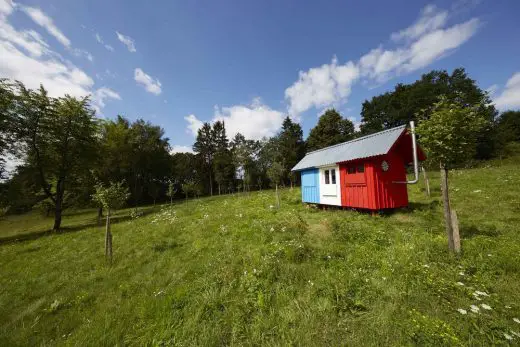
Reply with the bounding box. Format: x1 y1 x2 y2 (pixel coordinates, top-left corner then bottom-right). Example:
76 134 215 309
305 124 406 155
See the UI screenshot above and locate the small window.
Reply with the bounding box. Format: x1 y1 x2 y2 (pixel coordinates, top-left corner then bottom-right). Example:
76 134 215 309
324 170 330 184
331 169 336 184
348 166 356 174
357 164 365 173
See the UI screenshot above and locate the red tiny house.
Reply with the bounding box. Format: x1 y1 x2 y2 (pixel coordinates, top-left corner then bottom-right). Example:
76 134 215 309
292 123 426 211
339 129 426 210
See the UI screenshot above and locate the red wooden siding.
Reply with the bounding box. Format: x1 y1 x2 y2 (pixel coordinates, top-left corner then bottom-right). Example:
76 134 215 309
339 152 409 210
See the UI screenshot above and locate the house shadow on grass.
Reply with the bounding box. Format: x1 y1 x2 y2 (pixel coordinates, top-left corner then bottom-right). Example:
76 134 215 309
0 207 158 245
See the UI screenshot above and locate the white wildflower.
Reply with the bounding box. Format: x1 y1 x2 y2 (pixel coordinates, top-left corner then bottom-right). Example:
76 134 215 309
456 282 465 286
473 189 482 193
503 333 513 341
459 272 465 276
253 268 257 274
481 304 492 310
514 318 520 324
457 308 467 315
327 255 331 259
281 226 286 232
470 305 480 313
270 227 274 232
269 205 274 209
506 305 512 309
487 253 492 257
474 291 489 297
422 264 430 268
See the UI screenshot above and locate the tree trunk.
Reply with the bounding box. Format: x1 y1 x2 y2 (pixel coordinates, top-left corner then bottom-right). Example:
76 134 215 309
97 207 103 226
52 180 64 231
451 209 461 253
105 209 113 264
209 172 213 196
170 196 173 206
440 165 455 251
422 166 430 197
218 183 221 195
275 184 280 209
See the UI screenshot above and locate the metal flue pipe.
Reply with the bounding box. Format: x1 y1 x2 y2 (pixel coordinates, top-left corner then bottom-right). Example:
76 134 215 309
394 120 419 184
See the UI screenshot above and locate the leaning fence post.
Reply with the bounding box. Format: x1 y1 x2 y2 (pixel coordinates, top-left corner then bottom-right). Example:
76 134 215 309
451 209 461 253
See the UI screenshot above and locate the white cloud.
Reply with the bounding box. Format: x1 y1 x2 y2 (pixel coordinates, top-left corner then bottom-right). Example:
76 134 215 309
91 87 121 115
0 1 114 115
72 48 93 61
285 4 480 116
285 56 359 116
134 68 162 95
95 32 114 52
19 4 71 48
391 5 448 42
185 98 285 141
170 145 195 154
494 72 520 111
184 114 204 137
116 31 136 52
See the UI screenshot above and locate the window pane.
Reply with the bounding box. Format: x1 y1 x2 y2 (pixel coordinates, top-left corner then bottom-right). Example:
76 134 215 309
348 167 355 174
331 169 336 184
324 170 330 184
357 164 364 173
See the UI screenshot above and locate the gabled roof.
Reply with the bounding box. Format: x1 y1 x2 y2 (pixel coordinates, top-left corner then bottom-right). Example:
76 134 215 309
292 125 407 171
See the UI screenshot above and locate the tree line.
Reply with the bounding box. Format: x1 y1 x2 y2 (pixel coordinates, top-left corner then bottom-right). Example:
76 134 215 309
1 67 519 230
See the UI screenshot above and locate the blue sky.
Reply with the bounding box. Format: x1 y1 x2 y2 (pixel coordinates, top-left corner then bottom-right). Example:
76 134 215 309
1 0 520 154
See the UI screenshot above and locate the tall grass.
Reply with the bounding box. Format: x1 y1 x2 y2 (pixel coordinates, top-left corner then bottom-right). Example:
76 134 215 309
0 158 519 345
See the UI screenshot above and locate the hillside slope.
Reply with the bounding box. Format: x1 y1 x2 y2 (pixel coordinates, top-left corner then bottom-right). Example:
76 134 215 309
1 159 519 345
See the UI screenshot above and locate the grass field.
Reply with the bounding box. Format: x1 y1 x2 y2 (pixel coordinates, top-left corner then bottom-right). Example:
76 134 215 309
1 158 520 346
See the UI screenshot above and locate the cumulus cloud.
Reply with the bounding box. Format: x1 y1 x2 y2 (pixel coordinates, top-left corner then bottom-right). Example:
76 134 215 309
185 98 285 141
494 72 520 111
184 114 204 137
134 68 162 95
285 57 359 117
116 31 136 52
0 0 118 114
170 145 195 154
285 4 480 116
19 4 71 48
91 87 121 115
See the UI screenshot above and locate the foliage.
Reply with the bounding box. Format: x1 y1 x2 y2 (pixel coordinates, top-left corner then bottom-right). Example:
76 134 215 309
92 181 130 212
306 109 354 151
360 68 497 159
11 83 99 230
416 97 488 169
266 162 284 187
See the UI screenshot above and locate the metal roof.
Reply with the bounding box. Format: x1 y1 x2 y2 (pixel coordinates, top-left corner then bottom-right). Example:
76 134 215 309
292 125 407 171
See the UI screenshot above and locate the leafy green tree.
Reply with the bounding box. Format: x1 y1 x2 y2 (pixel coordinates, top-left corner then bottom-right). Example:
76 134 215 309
496 110 520 143
267 161 284 208
231 133 260 192
166 180 177 205
306 109 354 151
92 181 130 263
212 121 234 195
0 79 16 178
14 84 98 231
360 68 497 158
277 116 305 186
416 96 487 252
193 123 215 195
128 119 171 206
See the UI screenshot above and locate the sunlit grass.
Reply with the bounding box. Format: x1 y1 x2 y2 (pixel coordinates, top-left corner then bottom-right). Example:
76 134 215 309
0 158 519 345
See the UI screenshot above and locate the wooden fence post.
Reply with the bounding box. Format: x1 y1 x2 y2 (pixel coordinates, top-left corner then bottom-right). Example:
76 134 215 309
421 166 430 197
451 209 461 253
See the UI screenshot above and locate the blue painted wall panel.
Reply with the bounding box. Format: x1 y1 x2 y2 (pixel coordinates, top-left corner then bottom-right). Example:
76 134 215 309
301 169 320 203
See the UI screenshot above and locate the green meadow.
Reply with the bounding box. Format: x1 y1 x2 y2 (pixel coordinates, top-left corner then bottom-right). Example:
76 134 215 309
1 158 519 346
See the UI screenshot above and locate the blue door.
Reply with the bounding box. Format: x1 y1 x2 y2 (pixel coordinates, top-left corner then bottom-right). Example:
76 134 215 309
301 169 320 203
